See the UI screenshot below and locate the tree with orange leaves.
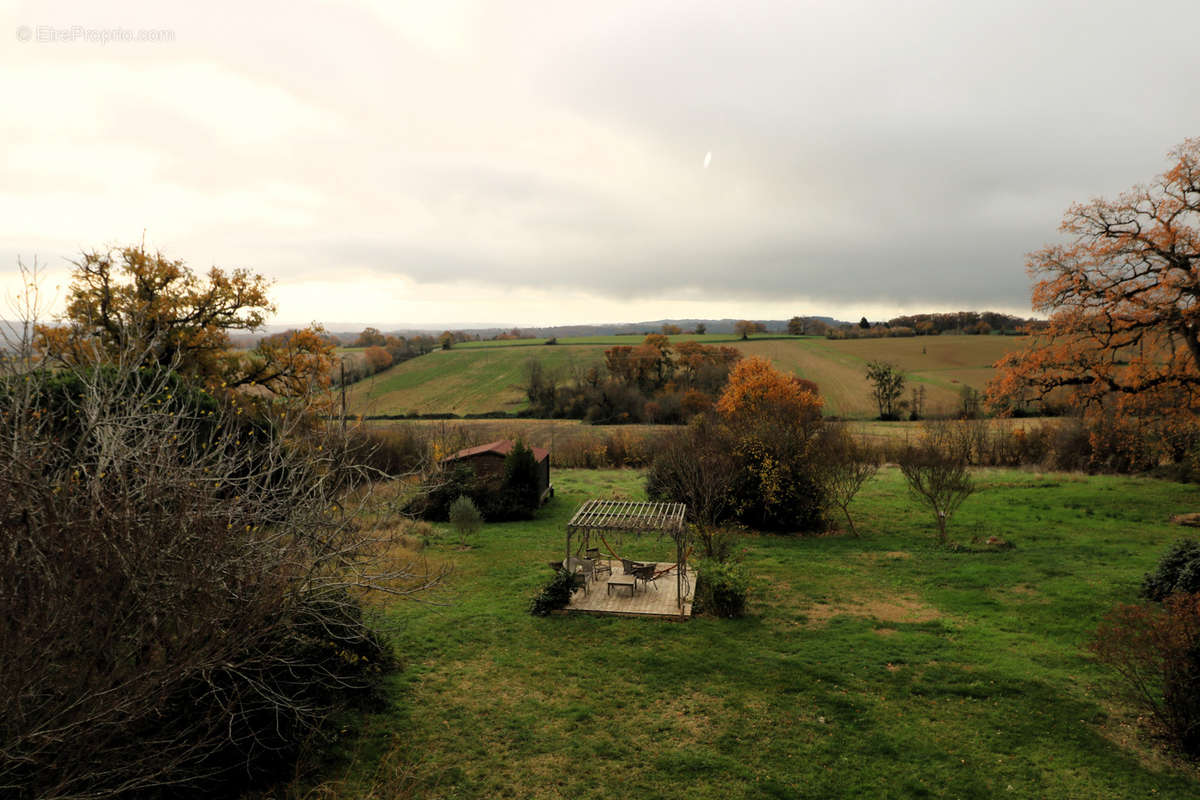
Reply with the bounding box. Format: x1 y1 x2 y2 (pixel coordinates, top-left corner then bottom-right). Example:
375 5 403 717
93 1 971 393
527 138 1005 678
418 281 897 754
715 357 827 530
988 139 1200 416
36 244 334 396
717 356 823 426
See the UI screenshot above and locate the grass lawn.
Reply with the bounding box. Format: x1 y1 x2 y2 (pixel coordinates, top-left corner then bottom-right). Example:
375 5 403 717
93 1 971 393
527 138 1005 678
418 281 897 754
309 467 1200 799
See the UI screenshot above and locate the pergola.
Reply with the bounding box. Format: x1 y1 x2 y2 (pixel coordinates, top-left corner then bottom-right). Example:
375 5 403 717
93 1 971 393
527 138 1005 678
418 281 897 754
566 499 690 614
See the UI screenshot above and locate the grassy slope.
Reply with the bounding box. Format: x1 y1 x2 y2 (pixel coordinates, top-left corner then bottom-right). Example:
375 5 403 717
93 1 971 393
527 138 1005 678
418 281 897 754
323 468 1200 799
348 335 1025 418
347 345 607 416
742 335 1020 417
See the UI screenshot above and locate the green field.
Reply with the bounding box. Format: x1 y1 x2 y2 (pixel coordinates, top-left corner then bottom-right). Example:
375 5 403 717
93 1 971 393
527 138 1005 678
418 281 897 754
347 344 608 416
312 467 1200 799
348 335 1026 418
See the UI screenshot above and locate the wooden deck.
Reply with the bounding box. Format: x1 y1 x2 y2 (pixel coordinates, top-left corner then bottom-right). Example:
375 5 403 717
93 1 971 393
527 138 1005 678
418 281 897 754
565 560 694 619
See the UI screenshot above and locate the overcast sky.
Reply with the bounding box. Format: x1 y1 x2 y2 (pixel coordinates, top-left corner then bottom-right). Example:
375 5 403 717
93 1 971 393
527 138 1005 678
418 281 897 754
3 0 1199 327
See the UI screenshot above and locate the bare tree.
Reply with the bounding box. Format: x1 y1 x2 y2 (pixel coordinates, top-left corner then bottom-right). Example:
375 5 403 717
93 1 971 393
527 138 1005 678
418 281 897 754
865 360 905 420
816 424 880 537
897 421 975 544
0 262 440 799
644 415 739 558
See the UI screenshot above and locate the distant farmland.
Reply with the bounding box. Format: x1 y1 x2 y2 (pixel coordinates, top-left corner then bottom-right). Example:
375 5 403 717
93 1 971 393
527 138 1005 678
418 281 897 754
346 334 1027 419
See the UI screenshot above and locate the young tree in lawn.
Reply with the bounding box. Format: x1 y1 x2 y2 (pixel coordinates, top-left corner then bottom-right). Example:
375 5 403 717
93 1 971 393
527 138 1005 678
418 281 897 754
898 421 975 544
816 424 880 537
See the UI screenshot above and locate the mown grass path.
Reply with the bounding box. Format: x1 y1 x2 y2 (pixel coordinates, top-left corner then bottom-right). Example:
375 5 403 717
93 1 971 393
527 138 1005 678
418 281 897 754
330 468 1200 799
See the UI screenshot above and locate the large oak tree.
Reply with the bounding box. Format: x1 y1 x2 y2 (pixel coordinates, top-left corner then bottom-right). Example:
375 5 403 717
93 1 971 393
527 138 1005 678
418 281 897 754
36 244 334 396
988 139 1200 416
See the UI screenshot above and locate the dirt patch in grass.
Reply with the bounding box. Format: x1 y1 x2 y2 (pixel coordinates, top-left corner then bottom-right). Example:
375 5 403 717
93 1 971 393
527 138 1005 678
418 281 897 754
988 583 1050 605
874 627 898 636
857 551 912 562
801 593 942 628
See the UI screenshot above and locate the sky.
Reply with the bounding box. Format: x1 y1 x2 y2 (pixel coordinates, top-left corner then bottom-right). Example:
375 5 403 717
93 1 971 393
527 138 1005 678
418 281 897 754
3 0 1200 329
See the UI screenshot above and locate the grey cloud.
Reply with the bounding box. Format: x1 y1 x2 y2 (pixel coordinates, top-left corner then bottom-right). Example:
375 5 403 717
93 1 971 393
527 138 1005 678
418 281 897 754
5 0 1200 321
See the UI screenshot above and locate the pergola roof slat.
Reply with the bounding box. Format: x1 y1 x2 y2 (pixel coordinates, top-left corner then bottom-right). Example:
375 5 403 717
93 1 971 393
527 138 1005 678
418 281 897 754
566 499 687 534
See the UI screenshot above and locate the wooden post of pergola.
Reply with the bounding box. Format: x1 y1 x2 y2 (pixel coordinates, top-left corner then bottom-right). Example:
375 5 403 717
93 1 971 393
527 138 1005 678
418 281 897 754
566 499 689 619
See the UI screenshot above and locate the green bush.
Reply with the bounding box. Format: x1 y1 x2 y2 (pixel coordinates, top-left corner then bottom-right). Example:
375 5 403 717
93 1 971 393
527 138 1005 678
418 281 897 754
529 569 577 616
695 559 750 618
449 495 483 544
1141 538 1200 602
408 464 481 521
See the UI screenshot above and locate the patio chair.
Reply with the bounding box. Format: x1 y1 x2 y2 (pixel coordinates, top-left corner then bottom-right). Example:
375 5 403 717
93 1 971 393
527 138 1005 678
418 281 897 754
620 557 638 576
586 548 612 577
634 563 659 592
566 557 595 593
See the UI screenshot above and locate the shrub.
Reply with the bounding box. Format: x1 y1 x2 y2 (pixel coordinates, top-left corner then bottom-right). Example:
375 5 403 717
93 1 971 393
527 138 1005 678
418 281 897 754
409 463 481 522
1141 539 1200 602
0 355 412 799
647 401 827 534
695 559 749 618
816 424 880 537
645 416 739 529
693 525 742 562
529 570 577 616
343 425 429 476
449 495 484 544
1092 594 1200 756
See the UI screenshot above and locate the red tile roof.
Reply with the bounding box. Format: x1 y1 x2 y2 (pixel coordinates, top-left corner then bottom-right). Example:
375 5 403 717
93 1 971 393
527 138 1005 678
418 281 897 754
442 439 550 463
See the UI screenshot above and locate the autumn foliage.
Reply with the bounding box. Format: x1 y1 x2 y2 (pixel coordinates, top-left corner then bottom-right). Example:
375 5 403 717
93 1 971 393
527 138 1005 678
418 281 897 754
1092 594 1200 756
987 139 1200 469
528 335 740 423
649 357 828 532
716 356 823 425
36 245 334 397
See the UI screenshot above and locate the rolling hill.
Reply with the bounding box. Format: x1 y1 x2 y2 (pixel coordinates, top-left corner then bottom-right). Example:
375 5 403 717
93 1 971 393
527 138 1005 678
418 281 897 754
346 334 1026 419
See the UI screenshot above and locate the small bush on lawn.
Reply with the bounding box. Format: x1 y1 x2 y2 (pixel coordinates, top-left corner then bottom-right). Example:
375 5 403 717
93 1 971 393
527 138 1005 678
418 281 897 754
1141 538 1200 602
1092 593 1200 756
448 495 483 545
695 559 750 618
529 570 577 616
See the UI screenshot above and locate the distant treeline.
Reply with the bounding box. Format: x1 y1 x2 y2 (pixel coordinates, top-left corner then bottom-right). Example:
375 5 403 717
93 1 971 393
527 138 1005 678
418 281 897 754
267 311 1041 345
881 311 1043 335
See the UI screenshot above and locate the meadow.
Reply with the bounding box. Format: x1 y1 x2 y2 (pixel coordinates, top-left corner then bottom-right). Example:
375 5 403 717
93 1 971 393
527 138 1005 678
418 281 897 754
346 335 1025 419
307 467 1200 799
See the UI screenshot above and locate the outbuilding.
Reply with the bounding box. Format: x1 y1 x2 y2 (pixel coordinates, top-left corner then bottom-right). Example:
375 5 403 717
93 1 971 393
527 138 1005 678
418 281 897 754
440 439 552 503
